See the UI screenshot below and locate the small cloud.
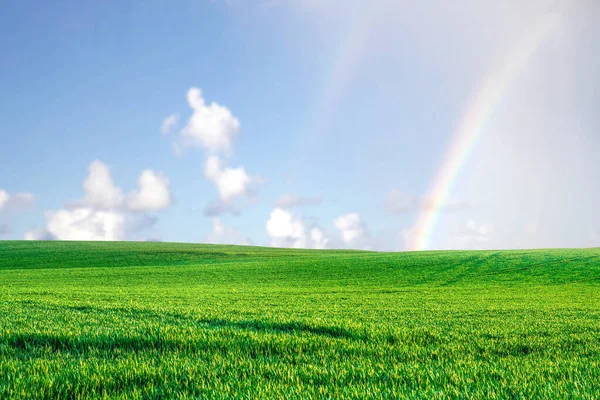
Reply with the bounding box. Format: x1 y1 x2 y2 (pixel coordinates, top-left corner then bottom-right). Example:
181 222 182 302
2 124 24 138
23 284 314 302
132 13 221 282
177 87 240 155
127 170 172 212
275 194 323 209
309 226 329 249
83 161 124 209
205 218 252 245
203 155 262 215
161 113 179 135
0 189 35 212
266 207 329 249
0 190 7 210
205 155 255 202
333 212 371 249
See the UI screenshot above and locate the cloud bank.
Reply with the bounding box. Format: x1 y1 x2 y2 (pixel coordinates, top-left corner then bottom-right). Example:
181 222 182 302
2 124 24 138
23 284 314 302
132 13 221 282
266 208 330 249
26 161 172 241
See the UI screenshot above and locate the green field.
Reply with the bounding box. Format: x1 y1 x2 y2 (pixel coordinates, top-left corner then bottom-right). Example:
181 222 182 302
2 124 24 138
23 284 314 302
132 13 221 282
0 241 599 399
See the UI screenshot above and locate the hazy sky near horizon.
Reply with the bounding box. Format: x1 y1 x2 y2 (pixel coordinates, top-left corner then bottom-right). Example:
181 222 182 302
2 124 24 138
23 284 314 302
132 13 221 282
1 0 598 250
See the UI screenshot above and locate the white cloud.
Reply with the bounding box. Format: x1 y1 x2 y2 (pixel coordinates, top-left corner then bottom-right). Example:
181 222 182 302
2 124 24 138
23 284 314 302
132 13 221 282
161 113 179 135
25 209 157 242
266 208 306 248
204 155 255 202
26 161 170 241
446 220 494 250
44 208 126 241
205 218 252 245
309 226 329 249
167 87 260 216
275 194 323 209
127 170 172 211
266 207 329 249
0 190 9 210
334 212 371 249
0 190 34 212
203 156 262 215
178 87 240 155
83 161 124 209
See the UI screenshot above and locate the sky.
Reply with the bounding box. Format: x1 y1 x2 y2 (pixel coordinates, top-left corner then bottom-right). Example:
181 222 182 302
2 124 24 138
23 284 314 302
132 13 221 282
1 0 598 251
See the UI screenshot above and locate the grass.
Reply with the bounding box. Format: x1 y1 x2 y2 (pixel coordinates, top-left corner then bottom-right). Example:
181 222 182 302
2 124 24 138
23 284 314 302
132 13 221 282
0 241 599 399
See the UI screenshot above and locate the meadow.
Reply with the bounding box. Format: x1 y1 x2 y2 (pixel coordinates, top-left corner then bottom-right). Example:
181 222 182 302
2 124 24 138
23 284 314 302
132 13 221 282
0 241 599 399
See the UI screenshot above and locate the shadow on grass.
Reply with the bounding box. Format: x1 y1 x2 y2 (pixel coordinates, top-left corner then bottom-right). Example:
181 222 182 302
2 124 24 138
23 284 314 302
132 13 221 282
52 303 363 341
5 306 362 356
195 318 363 341
4 318 361 355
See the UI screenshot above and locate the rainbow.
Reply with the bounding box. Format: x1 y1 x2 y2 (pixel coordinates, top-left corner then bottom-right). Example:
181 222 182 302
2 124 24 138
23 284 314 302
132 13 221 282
408 13 562 251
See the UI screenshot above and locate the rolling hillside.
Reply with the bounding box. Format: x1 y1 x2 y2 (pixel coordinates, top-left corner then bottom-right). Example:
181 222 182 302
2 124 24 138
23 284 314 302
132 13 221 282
0 241 599 399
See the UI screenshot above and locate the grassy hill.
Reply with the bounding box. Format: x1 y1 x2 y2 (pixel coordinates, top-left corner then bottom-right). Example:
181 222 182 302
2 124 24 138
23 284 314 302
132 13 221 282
0 241 599 399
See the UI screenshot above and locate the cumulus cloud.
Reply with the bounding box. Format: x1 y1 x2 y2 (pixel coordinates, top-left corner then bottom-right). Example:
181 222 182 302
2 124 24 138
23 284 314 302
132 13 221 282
168 87 260 216
0 190 34 212
334 212 371 249
267 208 306 248
39 209 139 241
127 170 172 211
205 218 252 245
83 161 124 209
264 210 372 250
202 155 261 216
25 210 157 241
275 194 323 209
266 207 329 249
309 226 329 249
204 155 256 202
177 87 240 155
26 161 171 241
161 113 179 135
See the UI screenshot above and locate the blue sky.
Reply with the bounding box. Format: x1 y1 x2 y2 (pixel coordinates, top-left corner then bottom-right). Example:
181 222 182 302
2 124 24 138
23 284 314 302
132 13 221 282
1 0 598 250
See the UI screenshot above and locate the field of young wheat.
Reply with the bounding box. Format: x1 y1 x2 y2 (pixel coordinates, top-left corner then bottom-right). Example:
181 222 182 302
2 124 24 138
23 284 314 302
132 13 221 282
0 241 599 399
